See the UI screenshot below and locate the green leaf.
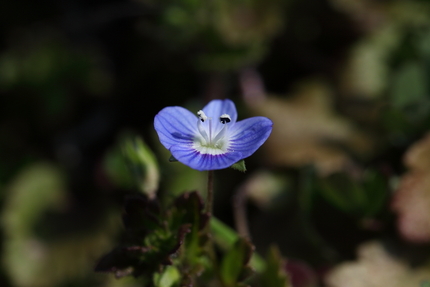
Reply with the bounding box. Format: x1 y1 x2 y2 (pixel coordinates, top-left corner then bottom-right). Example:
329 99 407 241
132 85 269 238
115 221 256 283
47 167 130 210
122 136 160 198
260 246 291 287
171 192 209 231
155 266 181 287
391 61 427 109
298 166 316 214
210 217 265 273
210 217 239 250
96 192 211 283
362 171 388 217
96 194 190 279
103 148 134 190
320 183 351 213
171 192 210 277
317 171 389 218
220 238 254 287
231 160 246 172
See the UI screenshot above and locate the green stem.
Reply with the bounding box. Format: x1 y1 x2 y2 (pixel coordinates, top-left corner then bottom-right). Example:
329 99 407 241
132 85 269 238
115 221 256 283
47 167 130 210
206 170 215 215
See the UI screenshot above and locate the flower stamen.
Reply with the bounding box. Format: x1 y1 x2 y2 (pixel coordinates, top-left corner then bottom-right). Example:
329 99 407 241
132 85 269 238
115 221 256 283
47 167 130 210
213 115 231 147
197 119 210 144
220 114 231 124
197 110 208 122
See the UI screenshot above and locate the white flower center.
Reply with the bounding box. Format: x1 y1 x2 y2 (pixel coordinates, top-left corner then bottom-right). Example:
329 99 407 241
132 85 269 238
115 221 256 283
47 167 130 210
193 110 231 155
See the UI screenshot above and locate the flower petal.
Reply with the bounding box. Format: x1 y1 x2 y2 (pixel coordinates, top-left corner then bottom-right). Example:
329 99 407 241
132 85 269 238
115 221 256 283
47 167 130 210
154 106 198 150
229 116 273 159
170 145 243 171
202 99 238 122
202 99 238 136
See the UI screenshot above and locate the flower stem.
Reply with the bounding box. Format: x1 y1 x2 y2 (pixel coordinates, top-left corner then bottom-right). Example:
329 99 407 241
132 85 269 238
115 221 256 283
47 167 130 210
206 170 214 215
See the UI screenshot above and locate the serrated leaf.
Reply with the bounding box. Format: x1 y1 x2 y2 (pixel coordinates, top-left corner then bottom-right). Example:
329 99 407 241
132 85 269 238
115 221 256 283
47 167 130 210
172 192 209 231
96 195 192 279
220 238 254 287
94 246 146 278
231 160 246 172
260 246 291 287
171 192 210 278
96 192 210 283
122 195 162 236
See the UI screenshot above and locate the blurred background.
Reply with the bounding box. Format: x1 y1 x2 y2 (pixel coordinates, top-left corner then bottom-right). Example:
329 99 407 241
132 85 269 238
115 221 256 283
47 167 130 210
2 0 430 286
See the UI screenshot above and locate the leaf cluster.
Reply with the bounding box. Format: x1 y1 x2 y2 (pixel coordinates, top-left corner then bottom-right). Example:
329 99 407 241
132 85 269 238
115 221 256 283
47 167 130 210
95 190 291 287
95 191 209 286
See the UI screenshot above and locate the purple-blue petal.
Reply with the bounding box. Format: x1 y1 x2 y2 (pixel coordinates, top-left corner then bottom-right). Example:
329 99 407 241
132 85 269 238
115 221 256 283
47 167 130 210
202 99 238 122
202 99 238 136
154 106 198 150
229 116 273 159
170 145 243 171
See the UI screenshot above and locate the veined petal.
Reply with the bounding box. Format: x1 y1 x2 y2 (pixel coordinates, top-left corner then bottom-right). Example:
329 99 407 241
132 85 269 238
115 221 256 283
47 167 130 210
154 106 198 150
202 99 238 136
229 116 273 159
170 145 243 171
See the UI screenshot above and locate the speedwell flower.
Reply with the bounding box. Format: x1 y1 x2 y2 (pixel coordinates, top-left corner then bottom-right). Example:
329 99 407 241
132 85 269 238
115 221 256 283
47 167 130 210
154 99 273 171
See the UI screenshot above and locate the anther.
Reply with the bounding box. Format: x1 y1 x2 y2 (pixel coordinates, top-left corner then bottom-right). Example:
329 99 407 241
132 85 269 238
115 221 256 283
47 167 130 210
220 114 231 124
197 110 208 122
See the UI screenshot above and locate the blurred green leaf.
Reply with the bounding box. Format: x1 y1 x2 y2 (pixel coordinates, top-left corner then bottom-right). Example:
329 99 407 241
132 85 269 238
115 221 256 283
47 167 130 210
154 266 181 287
2 163 120 287
220 238 254 287
104 147 135 190
317 171 388 218
104 135 160 198
391 61 427 109
122 136 160 198
260 246 291 287
319 179 352 214
299 167 317 214
210 217 238 249
361 171 389 217
418 29 430 58
211 217 265 273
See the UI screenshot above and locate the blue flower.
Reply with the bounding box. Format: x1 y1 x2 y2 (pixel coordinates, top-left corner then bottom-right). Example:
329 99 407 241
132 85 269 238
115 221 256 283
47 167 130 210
154 99 273 171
